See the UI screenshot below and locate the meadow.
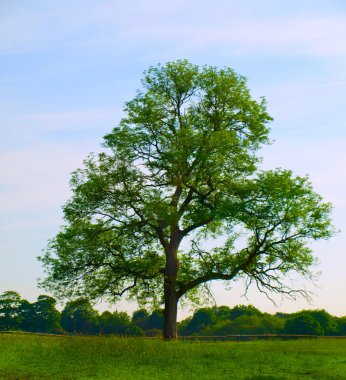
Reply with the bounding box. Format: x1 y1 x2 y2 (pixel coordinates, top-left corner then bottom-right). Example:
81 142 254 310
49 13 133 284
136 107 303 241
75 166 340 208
0 333 346 379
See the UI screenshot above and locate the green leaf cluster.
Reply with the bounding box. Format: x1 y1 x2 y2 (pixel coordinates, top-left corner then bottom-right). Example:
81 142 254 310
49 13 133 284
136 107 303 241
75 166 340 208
39 60 335 309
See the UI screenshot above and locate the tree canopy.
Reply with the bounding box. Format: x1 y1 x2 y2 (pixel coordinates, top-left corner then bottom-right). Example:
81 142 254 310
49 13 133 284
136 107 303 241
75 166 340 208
39 60 334 339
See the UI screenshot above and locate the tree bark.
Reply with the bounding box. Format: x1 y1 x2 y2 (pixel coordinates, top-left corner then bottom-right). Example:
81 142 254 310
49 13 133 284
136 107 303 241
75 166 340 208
163 235 180 340
163 280 178 340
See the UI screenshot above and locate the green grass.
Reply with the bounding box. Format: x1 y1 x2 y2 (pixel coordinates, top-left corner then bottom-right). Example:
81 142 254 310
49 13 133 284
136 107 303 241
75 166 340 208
0 334 346 379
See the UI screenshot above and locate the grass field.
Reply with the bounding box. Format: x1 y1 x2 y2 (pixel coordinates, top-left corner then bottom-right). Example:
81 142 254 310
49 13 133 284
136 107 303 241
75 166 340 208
1 334 346 379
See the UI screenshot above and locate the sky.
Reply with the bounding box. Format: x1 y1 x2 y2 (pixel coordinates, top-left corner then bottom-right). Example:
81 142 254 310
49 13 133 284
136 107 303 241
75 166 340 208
1 0 346 318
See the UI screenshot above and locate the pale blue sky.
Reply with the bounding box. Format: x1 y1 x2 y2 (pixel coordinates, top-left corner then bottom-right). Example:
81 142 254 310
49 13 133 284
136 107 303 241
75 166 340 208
1 0 346 317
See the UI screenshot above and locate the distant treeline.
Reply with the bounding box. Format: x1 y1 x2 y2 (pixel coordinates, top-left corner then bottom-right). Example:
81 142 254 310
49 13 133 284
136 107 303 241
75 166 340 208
1 291 346 336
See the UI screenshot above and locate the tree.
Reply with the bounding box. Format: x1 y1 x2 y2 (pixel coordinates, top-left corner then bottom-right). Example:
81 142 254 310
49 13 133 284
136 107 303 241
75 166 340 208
337 317 346 336
18 299 35 332
284 309 338 336
203 313 284 336
132 309 150 330
284 313 323 335
17 295 62 333
61 299 98 334
308 309 338 336
146 309 164 330
215 306 231 320
131 308 163 335
98 310 144 336
31 295 62 333
39 60 335 339
229 305 262 320
182 307 219 335
0 291 22 330
99 310 132 335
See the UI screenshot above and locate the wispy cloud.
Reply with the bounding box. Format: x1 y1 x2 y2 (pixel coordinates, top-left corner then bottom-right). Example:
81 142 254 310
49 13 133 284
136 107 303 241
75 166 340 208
2 2 346 58
0 107 121 154
217 16 346 57
259 78 346 129
3 108 121 132
0 145 76 212
0 140 108 222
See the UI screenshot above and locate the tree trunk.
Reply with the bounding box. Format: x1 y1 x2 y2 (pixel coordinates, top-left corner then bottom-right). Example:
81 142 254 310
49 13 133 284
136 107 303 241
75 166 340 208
163 238 180 340
163 280 178 340
162 224 181 340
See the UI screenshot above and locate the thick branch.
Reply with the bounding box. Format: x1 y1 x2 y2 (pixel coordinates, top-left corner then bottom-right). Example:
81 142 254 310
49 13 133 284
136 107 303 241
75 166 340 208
177 270 239 298
155 225 169 249
181 218 213 236
170 186 183 208
178 188 194 217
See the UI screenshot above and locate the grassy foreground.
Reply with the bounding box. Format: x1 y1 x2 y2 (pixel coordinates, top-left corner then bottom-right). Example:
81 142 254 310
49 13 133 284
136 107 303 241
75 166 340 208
0 334 346 379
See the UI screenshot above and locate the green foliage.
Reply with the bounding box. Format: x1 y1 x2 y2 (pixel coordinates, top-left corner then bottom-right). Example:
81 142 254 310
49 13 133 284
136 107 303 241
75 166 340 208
29 295 62 333
283 309 338 336
179 307 220 335
228 305 262 320
179 305 281 336
0 291 22 330
38 61 335 337
0 291 62 333
123 324 145 337
202 314 284 336
99 311 132 335
307 309 338 335
18 299 36 332
284 314 323 335
337 317 346 336
178 305 346 337
131 308 150 329
132 308 164 331
146 309 164 330
0 291 143 336
1 289 346 337
97 310 144 336
61 299 99 334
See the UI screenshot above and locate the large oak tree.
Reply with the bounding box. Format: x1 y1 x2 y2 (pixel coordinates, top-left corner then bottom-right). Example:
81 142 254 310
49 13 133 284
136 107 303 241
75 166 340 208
39 60 334 339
